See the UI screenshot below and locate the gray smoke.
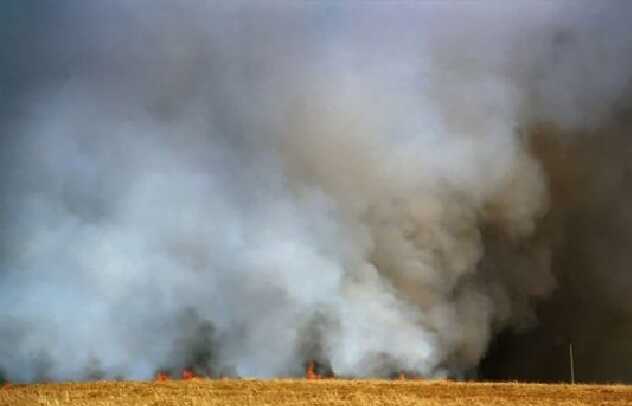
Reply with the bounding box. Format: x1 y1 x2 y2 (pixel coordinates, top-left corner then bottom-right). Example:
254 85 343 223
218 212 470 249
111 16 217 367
1 1 631 382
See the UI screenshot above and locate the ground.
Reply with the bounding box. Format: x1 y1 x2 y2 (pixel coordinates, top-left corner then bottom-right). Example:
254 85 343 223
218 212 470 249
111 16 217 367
2 378 632 406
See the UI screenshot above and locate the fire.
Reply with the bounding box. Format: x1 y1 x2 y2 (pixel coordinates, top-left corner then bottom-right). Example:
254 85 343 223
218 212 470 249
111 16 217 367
305 360 321 380
182 369 195 380
154 369 199 381
155 371 169 382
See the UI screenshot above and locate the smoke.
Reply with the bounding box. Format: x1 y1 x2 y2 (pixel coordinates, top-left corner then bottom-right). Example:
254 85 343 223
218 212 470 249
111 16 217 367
1 1 631 382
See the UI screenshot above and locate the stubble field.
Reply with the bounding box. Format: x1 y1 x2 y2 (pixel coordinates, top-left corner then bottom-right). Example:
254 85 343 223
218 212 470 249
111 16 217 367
2 378 632 406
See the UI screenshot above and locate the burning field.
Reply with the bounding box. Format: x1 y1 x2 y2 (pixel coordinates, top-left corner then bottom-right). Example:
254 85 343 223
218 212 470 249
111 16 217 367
4 0 632 389
3 379 632 406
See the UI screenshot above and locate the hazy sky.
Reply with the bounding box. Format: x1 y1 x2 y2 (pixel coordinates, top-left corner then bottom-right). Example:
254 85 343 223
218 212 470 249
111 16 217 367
1 1 632 383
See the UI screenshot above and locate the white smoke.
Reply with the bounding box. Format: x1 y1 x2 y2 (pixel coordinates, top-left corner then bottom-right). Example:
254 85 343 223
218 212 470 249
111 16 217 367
0 1 630 381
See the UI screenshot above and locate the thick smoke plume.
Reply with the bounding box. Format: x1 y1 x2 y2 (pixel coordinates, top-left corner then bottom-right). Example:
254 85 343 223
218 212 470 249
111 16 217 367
1 1 632 382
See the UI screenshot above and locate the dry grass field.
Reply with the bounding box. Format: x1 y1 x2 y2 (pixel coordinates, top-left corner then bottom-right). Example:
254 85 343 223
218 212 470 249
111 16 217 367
2 378 632 406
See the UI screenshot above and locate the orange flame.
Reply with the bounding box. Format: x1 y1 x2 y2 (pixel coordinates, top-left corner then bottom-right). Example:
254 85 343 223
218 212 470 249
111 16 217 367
306 360 320 380
155 371 169 382
181 369 195 380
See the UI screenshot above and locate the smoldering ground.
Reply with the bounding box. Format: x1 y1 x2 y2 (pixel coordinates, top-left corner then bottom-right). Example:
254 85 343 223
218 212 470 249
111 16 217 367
1 1 632 383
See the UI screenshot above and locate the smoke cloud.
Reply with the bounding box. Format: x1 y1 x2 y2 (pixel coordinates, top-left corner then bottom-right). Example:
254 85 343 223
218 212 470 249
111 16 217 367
1 1 631 382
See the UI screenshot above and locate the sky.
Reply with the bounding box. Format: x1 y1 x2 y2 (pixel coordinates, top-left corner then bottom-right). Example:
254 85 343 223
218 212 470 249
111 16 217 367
1 1 632 383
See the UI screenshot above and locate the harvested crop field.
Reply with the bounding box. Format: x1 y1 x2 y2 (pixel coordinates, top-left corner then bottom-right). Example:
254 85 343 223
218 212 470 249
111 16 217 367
2 379 632 406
